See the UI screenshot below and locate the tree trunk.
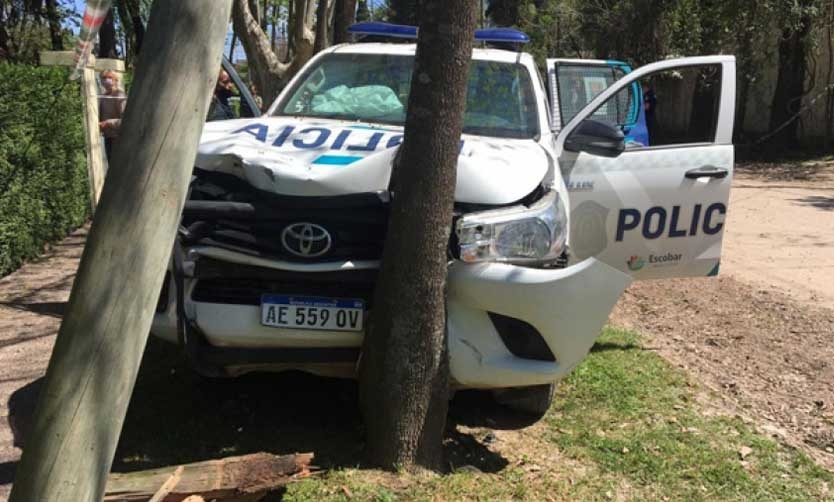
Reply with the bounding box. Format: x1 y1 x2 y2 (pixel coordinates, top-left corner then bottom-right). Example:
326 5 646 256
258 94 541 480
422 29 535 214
114 0 135 61
769 15 812 149
45 0 63 50
358 0 478 471
333 0 357 44
825 0 834 144
271 2 278 50
314 0 330 53
125 0 146 55
356 0 370 22
7 1 232 500
388 0 419 25
288 0 296 56
233 0 315 103
99 8 119 58
0 7 10 60
116 0 146 61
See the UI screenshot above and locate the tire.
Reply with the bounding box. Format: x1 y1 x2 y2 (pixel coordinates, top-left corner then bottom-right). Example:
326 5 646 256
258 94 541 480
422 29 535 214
492 384 556 418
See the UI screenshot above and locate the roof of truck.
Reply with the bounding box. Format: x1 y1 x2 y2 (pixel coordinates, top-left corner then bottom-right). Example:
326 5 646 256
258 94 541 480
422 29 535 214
327 42 535 66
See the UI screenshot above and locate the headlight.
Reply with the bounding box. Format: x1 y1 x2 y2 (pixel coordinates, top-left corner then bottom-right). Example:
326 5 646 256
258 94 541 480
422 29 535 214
455 190 567 265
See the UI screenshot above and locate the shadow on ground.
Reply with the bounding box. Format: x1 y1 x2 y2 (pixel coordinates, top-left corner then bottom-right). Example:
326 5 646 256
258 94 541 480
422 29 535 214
7 337 512 480
793 195 834 211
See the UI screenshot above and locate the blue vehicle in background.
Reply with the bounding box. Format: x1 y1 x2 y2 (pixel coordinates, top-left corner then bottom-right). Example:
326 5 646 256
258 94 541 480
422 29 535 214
547 58 650 147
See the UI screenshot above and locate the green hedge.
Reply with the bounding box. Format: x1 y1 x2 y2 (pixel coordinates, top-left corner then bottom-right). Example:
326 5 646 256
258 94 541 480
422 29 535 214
0 63 90 277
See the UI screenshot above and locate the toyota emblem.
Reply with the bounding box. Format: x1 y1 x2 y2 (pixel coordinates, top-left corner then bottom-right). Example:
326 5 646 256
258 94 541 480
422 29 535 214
281 223 332 258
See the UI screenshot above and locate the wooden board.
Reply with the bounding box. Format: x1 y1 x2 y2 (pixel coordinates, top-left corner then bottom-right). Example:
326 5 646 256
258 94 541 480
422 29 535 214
39 50 126 72
104 452 314 502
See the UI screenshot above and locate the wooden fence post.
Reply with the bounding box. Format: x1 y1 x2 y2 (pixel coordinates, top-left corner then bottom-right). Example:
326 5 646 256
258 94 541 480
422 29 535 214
40 51 125 214
80 56 106 212
10 1 233 500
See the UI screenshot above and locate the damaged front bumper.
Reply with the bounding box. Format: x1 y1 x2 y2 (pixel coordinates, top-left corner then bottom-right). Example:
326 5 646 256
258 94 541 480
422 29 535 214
446 258 631 388
151 249 631 388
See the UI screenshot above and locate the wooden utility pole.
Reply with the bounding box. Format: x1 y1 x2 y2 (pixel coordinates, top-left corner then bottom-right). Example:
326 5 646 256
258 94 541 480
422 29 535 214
40 50 124 213
9 1 233 501
359 0 478 470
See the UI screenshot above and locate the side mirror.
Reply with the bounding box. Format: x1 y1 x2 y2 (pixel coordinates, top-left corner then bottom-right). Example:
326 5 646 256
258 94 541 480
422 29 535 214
565 119 626 158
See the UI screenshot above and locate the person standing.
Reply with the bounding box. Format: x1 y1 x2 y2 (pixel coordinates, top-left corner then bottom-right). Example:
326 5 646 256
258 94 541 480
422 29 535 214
98 70 127 163
207 69 236 121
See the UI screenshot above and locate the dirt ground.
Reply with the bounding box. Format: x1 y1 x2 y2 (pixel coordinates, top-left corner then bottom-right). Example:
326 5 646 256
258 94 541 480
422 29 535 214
611 158 834 472
0 159 832 498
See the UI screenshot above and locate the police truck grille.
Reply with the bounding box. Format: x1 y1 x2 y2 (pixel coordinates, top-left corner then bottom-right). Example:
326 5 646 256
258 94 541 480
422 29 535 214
191 262 378 306
181 170 390 263
202 218 387 262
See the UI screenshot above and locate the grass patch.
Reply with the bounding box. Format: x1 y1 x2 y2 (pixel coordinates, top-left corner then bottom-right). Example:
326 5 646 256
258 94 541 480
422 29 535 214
546 329 832 501
283 329 832 501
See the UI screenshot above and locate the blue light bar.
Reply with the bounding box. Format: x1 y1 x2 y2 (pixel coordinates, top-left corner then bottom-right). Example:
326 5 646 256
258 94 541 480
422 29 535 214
347 22 417 39
474 27 530 44
347 22 529 45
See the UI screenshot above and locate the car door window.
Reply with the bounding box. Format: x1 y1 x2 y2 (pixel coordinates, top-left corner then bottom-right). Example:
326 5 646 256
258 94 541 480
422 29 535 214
556 65 632 128
589 64 722 148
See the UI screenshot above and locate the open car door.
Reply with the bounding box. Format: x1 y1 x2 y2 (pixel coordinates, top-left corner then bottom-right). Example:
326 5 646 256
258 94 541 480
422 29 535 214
549 56 736 279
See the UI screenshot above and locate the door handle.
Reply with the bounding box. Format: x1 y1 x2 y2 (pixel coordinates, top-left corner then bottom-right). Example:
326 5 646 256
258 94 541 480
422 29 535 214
685 166 729 179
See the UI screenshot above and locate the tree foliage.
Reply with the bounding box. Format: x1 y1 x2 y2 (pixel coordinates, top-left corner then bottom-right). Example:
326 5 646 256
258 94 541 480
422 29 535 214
232 0 355 103
0 64 89 277
497 0 831 145
0 0 78 63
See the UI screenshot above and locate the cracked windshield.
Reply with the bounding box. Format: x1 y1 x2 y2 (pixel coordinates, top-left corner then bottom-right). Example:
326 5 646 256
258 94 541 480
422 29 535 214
276 53 539 139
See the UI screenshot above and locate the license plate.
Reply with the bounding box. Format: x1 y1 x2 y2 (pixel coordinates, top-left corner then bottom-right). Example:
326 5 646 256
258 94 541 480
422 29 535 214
261 295 364 332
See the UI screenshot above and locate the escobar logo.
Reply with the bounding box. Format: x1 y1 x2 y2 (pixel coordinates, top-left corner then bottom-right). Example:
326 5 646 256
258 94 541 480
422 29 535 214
627 253 682 271
627 255 645 271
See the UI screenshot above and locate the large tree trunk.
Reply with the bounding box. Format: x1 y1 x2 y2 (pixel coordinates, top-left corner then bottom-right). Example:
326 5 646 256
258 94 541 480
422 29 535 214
769 12 813 149
45 0 63 50
359 0 478 471
98 8 119 58
333 0 357 44
233 0 316 103
7 1 232 500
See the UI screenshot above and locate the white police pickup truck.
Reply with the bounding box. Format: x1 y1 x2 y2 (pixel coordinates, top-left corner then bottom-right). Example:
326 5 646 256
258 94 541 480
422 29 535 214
152 23 736 416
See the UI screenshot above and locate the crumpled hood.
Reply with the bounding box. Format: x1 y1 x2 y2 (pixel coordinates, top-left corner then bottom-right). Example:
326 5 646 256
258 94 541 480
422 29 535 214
196 117 549 205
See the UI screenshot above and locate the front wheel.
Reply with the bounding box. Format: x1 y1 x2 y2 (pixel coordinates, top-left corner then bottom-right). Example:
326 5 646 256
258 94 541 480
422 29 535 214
492 384 556 419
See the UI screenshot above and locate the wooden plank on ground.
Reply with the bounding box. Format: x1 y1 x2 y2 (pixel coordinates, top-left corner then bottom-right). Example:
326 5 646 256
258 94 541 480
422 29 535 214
104 452 314 502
